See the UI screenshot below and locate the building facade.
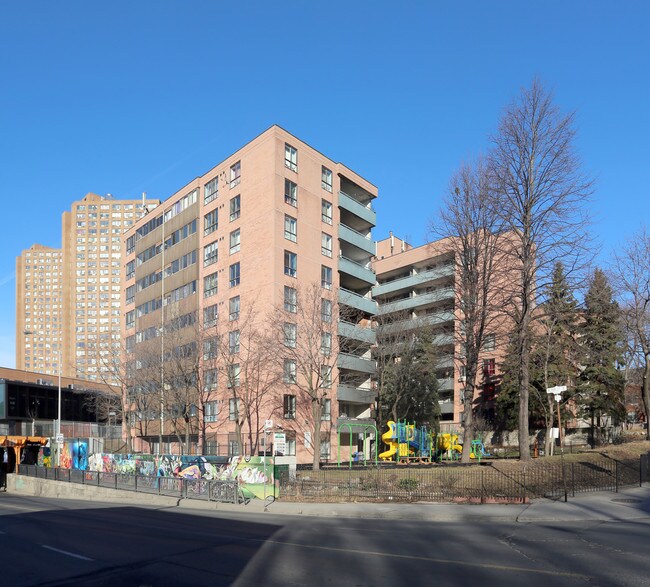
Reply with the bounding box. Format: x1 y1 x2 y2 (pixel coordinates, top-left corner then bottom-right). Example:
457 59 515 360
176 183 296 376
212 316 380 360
122 126 377 462
16 193 160 383
373 234 502 431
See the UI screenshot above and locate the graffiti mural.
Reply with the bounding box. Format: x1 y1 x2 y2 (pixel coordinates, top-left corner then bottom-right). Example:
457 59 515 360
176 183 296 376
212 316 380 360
85 453 278 499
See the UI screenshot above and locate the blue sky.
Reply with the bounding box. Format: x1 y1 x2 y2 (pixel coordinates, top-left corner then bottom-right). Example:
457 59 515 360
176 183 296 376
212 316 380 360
1 1 649 368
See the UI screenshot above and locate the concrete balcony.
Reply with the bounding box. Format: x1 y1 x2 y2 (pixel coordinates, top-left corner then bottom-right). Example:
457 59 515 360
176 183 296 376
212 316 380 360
337 352 376 374
438 377 454 391
339 224 376 256
339 256 376 286
338 320 376 345
373 264 455 297
336 384 376 404
338 191 376 226
338 288 377 316
439 400 455 415
377 310 455 336
377 287 455 315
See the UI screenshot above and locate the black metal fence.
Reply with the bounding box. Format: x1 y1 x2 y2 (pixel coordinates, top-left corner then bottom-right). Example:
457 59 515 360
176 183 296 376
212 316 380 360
18 465 241 504
279 456 648 503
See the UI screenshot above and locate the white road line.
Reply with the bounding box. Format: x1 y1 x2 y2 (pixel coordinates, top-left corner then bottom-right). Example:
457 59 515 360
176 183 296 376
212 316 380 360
42 545 94 561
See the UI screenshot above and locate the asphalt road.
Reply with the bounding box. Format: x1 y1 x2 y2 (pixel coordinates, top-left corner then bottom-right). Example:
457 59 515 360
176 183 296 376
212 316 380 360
1 493 649 586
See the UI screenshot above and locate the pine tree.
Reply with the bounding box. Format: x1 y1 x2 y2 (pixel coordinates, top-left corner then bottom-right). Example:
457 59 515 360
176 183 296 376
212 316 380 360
577 269 626 446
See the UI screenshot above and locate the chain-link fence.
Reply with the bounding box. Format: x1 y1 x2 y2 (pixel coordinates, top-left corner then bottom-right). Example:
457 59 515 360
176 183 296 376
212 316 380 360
17 464 240 503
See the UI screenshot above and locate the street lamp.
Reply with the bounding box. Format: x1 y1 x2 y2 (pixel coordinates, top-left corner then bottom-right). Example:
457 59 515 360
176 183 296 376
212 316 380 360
547 385 568 502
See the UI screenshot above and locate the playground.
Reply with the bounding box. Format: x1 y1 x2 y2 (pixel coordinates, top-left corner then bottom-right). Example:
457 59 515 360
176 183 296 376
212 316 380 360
377 420 491 464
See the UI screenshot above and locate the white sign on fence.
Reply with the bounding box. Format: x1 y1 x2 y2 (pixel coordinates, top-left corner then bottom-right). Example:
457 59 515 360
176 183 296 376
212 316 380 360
274 432 286 456
55 434 64 444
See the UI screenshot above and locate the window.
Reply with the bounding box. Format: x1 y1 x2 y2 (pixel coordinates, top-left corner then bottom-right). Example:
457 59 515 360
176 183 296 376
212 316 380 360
203 337 218 360
283 394 296 419
284 215 297 242
284 323 297 348
321 298 332 323
204 272 218 297
320 438 331 460
229 330 240 354
284 251 297 277
321 233 332 257
204 400 218 422
284 179 297 207
126 310 135 329
203 242 218 267
203 304 218 327
321 265 332 289
204 210 218 236
229 397 241 421
230 161 241 188
229 296 240 321
483 358 496 377
204 177 218 205
285 143 297 171
284 286 297 313
125 285 135 305
229 262 240 287
321 166 333 192
284 359 297 384
229 228 241 254
320 365 332 388
321 398 331 421
322 200 332 224
483 334 496 351
228 364 241 387
321 331 332 356
230 195 241 221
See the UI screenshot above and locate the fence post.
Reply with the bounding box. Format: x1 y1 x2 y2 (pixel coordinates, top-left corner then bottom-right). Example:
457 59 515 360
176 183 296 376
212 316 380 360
615 460 619 493
522 469 526 503
114 472 118 490
135 474 138 493
571 463 575 497
481 469 485 504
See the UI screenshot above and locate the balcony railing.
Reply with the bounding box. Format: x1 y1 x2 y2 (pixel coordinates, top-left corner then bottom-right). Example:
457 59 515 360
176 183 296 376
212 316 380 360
338 224 375 256
338 191 376 226
373 264 455 297
338 320 376 345
338 288 377 315
339 256 376 286
377 287 455 315
337 352 376 374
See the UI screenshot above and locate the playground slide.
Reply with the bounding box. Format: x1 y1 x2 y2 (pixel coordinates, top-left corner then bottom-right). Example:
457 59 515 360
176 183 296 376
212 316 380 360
379 421 398 460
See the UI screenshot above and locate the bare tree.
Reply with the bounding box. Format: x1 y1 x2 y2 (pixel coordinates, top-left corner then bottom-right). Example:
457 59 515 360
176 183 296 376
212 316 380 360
611 226 650 439
490 79 594 460
273 283 351 471
434 157 505 462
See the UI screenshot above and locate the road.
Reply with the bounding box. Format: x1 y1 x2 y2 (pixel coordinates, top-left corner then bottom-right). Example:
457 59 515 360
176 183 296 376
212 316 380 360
1 492 649 586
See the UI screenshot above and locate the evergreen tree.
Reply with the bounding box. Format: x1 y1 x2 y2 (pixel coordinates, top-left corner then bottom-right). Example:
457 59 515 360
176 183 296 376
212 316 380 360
576 269 626 446
380 333 440 428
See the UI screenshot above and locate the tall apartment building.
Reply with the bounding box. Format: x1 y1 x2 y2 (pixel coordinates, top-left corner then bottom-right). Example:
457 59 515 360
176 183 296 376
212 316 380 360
373 234 502 430
123 126 377 461
16 245 64 374
16 193 160 383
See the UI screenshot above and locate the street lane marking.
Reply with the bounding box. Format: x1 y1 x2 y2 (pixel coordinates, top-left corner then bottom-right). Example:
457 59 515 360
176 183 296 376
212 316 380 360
256 539 594 580
42 545 94 561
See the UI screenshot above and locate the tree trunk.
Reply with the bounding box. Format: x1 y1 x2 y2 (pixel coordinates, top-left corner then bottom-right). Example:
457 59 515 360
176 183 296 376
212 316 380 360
312 400 322 471
460 383 475 463
641 354 650 440
518 327 531 461
544 396 555 457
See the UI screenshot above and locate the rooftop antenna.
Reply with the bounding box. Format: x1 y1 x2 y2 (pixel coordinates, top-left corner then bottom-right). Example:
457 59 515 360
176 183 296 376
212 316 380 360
141 192 149 216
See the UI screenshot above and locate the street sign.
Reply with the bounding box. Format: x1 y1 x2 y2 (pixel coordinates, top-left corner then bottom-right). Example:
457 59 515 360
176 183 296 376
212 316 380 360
264 419 273 431
55 434 64 444
273 432 286 456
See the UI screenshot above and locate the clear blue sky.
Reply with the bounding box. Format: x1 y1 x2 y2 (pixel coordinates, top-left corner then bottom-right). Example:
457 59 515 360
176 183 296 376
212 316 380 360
1 1 649 368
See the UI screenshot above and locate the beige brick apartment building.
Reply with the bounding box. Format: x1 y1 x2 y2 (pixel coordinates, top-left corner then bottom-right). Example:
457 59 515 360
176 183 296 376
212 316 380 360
16 193 160 383
122 126 378 462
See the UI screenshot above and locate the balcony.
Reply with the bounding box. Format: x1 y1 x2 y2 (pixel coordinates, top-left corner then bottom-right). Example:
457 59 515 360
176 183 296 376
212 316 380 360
337 352 376 374
377 310 455 336
337 384 376 404
439 400 455 415
373 264 455 297
338 288 377 316
377 287 455 315
338 320 376 345
339 224 375 256
338 191 376 226
339 256 376 286
437 377 454 391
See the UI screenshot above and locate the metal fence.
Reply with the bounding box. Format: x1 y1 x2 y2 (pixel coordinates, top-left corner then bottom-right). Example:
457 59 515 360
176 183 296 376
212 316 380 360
18 465 241 504
279 455 648 503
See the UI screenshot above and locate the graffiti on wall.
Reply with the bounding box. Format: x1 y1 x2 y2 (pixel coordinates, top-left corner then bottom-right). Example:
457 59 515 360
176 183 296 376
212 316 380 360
85 453 277 499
